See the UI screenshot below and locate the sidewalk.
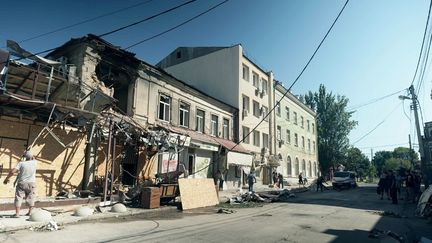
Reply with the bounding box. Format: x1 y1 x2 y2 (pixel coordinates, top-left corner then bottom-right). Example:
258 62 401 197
0 204 175 233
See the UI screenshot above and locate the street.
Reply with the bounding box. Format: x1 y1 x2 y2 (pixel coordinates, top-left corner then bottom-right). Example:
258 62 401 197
1 184 431 243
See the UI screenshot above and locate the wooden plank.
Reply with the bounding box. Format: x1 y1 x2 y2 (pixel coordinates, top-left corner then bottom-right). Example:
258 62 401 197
178 178 219 210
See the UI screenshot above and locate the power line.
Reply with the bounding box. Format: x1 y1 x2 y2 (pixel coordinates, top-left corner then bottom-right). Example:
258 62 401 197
352 102 402 145
411 0 432 86
357 142 409 149
125 0 229 49
347 88 406 111
230 0 350 152
4 0 199 62
8 0 155 45
99 0 198 37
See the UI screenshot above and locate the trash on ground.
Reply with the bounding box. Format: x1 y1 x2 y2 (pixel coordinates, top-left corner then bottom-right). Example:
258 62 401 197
368 228 406 243
369 210 404 218
29 220 60 232
217 208 236 214
258 189 296 202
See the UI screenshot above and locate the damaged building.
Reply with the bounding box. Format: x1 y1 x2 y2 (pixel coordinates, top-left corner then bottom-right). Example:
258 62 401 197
0 34 254 206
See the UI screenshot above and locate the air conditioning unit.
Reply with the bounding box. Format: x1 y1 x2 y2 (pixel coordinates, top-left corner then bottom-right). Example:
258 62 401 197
242 109 249 118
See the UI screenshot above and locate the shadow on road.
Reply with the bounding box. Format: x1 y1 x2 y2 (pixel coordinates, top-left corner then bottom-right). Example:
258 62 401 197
286 184 432 242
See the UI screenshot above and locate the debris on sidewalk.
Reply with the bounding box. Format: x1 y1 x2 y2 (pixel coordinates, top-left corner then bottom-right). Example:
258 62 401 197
368 210 406 218
417 186 432 217
258 189 296 202
29 221 60 232
217 208 236 214
368 228 407 242
228 191 269 204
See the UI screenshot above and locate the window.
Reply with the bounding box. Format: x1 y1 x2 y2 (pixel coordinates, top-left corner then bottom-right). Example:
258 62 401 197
242 95 250 112
287 156 292 176
307 120 310 132
222 118 229 139
294 133 298 147
261 106 269 121
294 112 297 125
277 126 282 141
179 102 190 127
158 94 170 121
242 126 250 144
276 102 281 117
253 130 260 147
308 139 311 151
196 109 205 133
176 51 181 59
301 116 304 128
262 133 269 148
313 141 316 153
312 123 315 134
285 107 290 121
252 72 259 88
242 64 249 81
261 78 268 95
211 115 218 136
253 100 260 117
286 130 291 144
301 136 305 149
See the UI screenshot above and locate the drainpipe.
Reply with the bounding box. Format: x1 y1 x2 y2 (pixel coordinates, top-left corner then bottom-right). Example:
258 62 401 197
82 122 96 190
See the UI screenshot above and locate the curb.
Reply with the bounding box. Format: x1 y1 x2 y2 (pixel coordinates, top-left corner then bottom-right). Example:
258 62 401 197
0 206 176 233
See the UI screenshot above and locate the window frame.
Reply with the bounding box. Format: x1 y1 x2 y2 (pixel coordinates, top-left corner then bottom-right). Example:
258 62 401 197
242 64 250 81
253 130 260 147
242 126 250 144
253 100 260 117
178 102 190 128
210 114 219 137
222 118 229 139
158 94 171 122
196 109 205 133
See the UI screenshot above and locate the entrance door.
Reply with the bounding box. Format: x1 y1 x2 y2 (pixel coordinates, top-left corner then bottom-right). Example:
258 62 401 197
121 146 138 186
188 154 194 176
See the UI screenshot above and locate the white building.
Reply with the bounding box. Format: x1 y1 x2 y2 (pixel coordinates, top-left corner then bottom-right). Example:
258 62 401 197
274 82 319 183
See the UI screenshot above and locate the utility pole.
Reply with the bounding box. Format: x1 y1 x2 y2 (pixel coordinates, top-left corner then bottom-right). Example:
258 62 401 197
409 134 414 168
407 85 428 187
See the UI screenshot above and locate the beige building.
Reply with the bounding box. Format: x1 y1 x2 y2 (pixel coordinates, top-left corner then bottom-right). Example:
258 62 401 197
274 82 318 181
158 45 276 183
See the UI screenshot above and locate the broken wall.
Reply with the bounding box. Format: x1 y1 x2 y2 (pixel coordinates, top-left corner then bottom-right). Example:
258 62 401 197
0 116 87 198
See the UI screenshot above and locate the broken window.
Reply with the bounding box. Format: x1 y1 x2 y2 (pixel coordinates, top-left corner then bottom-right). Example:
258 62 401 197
159 94 170 122
179 102 189 127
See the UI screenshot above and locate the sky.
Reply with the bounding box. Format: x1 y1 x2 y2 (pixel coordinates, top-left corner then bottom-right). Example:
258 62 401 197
1 0 431 159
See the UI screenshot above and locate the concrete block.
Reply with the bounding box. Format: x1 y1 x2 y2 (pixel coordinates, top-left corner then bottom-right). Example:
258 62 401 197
110 203 127 213
73 206 94 217
29 209 52 222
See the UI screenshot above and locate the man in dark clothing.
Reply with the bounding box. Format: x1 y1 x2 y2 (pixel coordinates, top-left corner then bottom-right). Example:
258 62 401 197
405 170 415 203
247 172 257 192
389 170 398 204
316 176 326 192
278 173 284 189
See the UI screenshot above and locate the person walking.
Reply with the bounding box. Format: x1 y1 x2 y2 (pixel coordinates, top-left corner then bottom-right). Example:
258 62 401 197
389 170 398 204
278 173 284 189
272 171 278 187
247 172 257 192
298 173 303 187
405 170 414 203
3 151 37 217
378 174 386 200
316 175 326 192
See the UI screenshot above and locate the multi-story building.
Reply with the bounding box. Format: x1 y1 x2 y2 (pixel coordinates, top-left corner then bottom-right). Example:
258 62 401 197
273 82 318 182
48 35 252 189
158 45 277 184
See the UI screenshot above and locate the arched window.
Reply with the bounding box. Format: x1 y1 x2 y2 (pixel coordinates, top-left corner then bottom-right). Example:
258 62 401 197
308 161 312 177
314 162 317 176
295 158 299 176
287 156 292 176
302 159 306 176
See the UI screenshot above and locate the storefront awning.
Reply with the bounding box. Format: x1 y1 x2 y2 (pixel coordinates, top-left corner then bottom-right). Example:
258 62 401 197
227 151 253 167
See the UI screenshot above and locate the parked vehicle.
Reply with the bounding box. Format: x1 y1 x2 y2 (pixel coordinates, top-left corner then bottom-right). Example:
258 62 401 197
332 171 357 190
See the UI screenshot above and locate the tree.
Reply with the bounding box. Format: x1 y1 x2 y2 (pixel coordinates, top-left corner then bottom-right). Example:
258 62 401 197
304 84 357 175
372 151 392 175
344 147 374 180
383 157 411 171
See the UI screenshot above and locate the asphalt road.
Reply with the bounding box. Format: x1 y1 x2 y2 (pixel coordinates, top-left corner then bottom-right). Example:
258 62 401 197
1 184 431 243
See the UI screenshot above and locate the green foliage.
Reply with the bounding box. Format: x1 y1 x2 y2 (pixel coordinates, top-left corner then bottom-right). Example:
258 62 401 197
344 147 375 180
304 84 357 174
372 147 416 174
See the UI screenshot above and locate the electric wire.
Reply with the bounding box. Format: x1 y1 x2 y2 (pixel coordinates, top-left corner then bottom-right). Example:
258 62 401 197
410 0 432 86
352 102 402 145
8 0 155 45
347 88 406 111
230 0 350 152
125 0 229 49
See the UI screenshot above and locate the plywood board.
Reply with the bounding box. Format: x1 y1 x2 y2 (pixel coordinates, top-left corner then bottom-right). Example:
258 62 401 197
178 178 219 210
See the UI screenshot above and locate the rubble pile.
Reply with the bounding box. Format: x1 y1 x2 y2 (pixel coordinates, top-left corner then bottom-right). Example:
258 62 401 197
29 221 59 232
258 189 296 202
368 228 406 243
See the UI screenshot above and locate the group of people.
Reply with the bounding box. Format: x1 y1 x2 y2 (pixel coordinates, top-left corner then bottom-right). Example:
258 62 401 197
377 169 422 205
272 171 284 189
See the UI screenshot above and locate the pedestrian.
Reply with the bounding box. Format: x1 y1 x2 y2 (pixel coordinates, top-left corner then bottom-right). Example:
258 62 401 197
389 170 398 205
395 171 403 200
247 172 257 192
214 170 221 190
405 170 414 203
413 171 422 203
272 171 278 187
316 175 325 192
383 171 391 200
298 172 303 187
378 174 386 200
278 173 284 189
3 150 37 217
